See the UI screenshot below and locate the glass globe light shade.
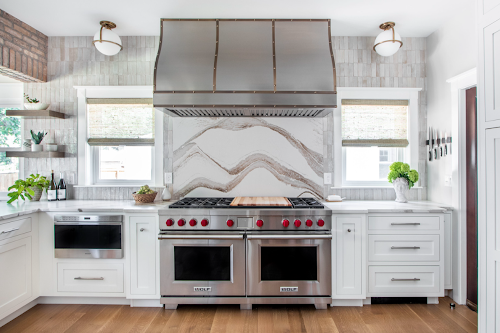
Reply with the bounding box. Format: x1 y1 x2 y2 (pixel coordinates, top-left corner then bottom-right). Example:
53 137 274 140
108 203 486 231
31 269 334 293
93 28 122 56
373 28 402 57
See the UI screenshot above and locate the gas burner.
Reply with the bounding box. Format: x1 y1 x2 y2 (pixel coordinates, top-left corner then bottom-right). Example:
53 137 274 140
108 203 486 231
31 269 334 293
287 198 324 209
169 198 235 209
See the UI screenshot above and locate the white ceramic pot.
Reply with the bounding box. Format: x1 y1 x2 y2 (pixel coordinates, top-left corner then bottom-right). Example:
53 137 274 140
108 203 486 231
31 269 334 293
31 144 43 152
29 186 43 201
45 143 57 152
22 139 32 151
393 177 409 203
24 103 50 110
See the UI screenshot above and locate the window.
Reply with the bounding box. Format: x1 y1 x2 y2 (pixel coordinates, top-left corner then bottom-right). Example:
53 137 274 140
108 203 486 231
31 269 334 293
0 107 21 192
87 99 155 185
332 88 420 188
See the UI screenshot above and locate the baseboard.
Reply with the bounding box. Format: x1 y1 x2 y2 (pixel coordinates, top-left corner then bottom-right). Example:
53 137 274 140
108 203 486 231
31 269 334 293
37 296 131 305
0 300 38 328
330 299 364 307
130 299 162 307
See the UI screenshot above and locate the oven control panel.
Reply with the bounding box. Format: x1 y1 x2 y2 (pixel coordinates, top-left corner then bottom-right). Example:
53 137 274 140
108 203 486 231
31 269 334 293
159 215 331 231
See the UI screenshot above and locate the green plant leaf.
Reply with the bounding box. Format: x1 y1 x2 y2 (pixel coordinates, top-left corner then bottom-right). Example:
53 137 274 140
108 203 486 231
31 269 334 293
7 197 15 204
26 187 35 196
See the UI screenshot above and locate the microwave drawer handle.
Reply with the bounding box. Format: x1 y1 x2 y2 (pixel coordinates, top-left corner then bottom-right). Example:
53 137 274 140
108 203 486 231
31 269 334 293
74 277 104 280
1 227 20 234
158 235 244 240
247 235 332 240
390 223 421 225
391 278 421 281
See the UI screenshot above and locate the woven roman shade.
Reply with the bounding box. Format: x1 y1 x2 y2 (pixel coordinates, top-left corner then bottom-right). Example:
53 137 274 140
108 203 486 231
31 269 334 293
342 99 409 147
87 99 155 146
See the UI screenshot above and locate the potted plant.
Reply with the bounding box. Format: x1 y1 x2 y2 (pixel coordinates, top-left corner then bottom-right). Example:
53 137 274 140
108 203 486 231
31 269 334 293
7 174 49 204
387 162 419 203
30 130 47 152
132 185 157 203
24 93 50 110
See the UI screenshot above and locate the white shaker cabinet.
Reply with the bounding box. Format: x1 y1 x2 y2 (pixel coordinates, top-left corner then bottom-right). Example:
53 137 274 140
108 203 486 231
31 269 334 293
129 216 158 296
0 237 32 318
332 215 366 301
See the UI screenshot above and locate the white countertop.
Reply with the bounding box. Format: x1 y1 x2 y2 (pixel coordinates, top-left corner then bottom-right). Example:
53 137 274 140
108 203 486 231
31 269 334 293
0 199 452 221
322 200 452 213
0 200 173 220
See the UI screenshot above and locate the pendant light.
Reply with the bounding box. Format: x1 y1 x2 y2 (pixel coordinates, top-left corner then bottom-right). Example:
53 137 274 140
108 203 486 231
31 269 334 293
373 22 403 57
93 21 123 56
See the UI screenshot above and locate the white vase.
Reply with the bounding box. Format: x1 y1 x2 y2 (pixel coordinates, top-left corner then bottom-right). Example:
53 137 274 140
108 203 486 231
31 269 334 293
393 177 409 203
31 144 43 152
162 186 171 201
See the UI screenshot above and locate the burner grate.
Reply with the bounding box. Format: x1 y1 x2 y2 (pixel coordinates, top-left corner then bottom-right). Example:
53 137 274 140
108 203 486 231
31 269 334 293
169 197 324 209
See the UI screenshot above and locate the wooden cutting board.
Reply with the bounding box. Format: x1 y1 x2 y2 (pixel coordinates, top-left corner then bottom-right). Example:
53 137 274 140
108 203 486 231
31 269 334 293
230 197 292 207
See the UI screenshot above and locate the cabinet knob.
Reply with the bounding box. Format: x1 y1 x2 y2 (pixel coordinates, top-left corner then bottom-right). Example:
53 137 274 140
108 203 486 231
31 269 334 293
347 229 352 232
140 228 145 232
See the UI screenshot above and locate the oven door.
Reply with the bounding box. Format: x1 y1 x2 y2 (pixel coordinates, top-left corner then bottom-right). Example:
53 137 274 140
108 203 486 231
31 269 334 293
159 232 245 297
246 233 332 297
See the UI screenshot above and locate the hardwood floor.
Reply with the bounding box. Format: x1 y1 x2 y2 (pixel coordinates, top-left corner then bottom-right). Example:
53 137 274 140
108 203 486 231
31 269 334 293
0 297 477 333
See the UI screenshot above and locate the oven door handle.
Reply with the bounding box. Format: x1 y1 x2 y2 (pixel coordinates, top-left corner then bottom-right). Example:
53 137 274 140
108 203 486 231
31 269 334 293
246 234 332 240
158 234 244 240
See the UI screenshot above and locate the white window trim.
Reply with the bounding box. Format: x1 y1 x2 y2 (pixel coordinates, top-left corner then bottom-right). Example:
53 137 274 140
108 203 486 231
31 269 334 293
74 86 164 187
333 87 421 188
0 83 24 201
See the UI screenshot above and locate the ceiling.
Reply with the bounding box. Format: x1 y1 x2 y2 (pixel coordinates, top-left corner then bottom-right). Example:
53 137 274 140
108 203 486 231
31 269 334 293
0 0 472 37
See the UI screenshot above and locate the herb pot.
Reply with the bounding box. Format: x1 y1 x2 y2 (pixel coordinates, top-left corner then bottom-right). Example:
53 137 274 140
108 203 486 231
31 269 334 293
31 144 43 152
29 186 43 201
393 177 409 203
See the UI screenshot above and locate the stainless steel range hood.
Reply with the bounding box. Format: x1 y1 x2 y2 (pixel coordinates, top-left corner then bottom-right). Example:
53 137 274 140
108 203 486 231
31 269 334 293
153 19 336 117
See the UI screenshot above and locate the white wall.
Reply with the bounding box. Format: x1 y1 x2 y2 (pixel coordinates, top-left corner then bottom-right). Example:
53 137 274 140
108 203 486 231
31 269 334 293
426 1 477 204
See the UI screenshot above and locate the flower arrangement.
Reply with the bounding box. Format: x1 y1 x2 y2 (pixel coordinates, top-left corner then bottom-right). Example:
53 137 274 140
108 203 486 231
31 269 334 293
387 162 419 189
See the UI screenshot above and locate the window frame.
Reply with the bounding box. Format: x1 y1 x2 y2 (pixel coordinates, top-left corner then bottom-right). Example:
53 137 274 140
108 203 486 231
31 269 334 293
75 86 163 186
333 87 421 188
0 83 24 200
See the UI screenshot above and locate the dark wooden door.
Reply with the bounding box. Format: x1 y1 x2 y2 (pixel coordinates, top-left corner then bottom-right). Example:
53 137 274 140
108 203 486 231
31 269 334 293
466 86 478 311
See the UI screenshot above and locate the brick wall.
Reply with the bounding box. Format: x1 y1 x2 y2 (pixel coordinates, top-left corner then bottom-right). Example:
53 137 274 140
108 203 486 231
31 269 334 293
0 10 47 82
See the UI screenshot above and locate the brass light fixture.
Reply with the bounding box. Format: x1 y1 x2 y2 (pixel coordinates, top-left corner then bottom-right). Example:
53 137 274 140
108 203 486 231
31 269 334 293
373 22 403 57
93 21 123 56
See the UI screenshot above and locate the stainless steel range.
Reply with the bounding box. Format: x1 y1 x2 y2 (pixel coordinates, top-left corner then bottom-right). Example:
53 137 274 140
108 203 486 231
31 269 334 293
158 197 332 310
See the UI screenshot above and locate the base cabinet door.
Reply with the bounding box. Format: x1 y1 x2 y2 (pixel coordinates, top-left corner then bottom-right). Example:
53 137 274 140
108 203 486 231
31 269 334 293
335 216 363 296
130 216 157 295
0 237 32 317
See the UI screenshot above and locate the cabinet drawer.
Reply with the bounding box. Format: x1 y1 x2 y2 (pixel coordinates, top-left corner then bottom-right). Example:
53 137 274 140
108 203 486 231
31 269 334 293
0 217 32 241
368 265 440 294
368 216 440 231
57 263 124 293
368 235 440 262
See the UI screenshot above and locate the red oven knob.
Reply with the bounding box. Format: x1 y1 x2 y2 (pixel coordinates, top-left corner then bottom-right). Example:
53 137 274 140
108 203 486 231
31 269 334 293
189 219 197 227
282 219 290 227
256 219 264 227
201 219 209 227
317 219 325 227
294 219 302 227
177 218 185 226
166 219 174 226
227 219 234 227
306 219 313 227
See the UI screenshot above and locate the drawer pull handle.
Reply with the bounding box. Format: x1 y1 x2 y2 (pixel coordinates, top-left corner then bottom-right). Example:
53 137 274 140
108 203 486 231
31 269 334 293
391 278 421 281
391 223 421 225
74 277 104 280
391 246 421 249
1 227 20 234
140 228 145 232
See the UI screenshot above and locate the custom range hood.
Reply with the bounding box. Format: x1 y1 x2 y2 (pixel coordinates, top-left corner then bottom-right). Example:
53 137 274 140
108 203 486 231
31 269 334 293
153 19 336 117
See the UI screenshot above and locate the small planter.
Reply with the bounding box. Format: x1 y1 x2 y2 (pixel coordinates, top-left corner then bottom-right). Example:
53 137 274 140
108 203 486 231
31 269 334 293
393 177 409 203
22 139 32 151
31 144 43 152
132 191 158 203
29 187 43 201
24 103 50 110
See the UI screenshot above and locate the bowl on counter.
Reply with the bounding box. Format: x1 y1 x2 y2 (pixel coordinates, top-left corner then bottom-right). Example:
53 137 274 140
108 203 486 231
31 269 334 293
24 103 50 110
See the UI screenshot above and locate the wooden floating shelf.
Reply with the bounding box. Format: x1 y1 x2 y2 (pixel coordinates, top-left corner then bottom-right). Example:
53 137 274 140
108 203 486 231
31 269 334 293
6 110 67 119
6 151 67 158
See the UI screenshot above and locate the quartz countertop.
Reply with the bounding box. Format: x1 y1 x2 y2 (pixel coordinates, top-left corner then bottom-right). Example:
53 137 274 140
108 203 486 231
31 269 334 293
0 200 174 220
322 200 452 213
0 199 452 221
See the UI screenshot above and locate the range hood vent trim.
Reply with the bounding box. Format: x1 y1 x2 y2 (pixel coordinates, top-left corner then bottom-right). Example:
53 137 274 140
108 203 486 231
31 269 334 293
154 19 337 117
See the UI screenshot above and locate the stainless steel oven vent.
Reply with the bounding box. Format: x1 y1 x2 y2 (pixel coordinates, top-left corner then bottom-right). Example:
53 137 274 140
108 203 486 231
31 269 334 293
154 19 337 117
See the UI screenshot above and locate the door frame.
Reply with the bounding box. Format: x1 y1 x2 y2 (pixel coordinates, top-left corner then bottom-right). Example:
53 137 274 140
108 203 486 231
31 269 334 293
446 68 477 304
